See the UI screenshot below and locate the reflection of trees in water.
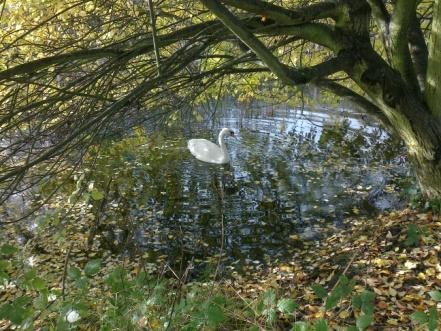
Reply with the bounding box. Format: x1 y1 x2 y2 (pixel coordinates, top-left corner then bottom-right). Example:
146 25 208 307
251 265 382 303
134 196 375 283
33 117 408 270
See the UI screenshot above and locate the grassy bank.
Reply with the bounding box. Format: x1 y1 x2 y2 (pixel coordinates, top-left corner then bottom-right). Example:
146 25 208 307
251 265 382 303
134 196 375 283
1 209 440 330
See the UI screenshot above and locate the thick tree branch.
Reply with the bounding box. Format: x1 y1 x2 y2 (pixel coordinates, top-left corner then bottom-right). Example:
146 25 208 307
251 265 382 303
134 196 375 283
286 57 352 84
259 23 347 53
409 13 428 93
315 79 393 131
201 0 349 86
201 0 294 84
221 0 339 25
389 0 421 94
367 0 391 60
425 0 441 118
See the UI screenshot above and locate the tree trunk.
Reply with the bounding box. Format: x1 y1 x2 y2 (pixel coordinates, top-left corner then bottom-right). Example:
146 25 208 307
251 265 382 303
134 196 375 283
426 0 441 119
346 42 441 199
410 152 441 199
394 102 441 199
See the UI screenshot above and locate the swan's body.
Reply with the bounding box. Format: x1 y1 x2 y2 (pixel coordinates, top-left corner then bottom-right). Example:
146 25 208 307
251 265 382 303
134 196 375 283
187 128 235 164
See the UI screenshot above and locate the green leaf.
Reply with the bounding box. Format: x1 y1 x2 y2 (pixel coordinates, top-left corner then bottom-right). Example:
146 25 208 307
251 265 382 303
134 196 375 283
68 266 82 280
277 298 298 314
33 293 49 310
0 260 10 270
30 277 46 291
356 314 373 330
311 284 327 299
0 296 32 325
360 291 375 315
346 326 358 331
291 321 308 331
91 189 104 200
105 267 127 292
410 311 428 324
0 271 8 283
325 293 339 310
428 290 441 302
23 269 37 288
0 260 10 283
206 303 225 326
74 277 88 291
212 296 227 306
352 294 362 310
84 259 101 277
314 318 328 331
255 300 264 315
360 291 375 303
405 224 420 246
338 277 356 298
0 244 19 255
263 289 276 306
428 307 438 331
267 308 277 325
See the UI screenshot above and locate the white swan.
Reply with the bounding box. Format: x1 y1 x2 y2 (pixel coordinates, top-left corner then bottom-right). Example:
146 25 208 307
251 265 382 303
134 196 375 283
187 128 235 164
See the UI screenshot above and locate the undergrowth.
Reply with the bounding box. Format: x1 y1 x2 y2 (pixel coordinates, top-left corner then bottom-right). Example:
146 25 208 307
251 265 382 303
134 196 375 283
1 242 440 330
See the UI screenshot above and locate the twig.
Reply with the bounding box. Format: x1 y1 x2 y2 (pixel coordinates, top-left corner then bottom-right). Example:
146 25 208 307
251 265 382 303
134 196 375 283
147 0 161 75
61 243 73 300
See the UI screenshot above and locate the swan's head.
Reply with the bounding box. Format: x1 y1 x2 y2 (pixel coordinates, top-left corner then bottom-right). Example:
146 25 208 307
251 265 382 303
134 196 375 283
220 127 235 138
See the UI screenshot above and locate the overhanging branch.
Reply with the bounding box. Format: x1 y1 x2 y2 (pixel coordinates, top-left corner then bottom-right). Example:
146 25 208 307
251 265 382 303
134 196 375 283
201 0 349 86
315 79 394 131
221 0 339 25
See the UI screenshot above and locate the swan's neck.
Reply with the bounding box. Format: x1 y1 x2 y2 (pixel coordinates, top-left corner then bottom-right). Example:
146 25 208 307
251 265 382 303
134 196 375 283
218 132 227 151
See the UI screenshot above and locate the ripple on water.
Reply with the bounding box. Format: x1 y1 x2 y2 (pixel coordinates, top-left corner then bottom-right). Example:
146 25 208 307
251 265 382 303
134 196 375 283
133 108 409 268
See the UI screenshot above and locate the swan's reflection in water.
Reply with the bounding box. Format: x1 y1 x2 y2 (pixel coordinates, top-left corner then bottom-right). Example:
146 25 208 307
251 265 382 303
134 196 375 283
94 108 408 275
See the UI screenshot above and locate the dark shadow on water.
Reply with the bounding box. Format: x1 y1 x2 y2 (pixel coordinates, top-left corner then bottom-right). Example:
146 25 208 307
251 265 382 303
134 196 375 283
21 106 411 278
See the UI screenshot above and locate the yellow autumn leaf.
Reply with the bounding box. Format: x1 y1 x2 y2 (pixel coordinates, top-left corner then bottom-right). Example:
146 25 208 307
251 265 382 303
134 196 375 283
338 310 350 319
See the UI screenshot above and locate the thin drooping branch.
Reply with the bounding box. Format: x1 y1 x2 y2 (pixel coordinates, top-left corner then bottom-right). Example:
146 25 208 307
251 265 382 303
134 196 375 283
0 49 125 80
0 41 210 184
147 0 162 75
0 20 219 81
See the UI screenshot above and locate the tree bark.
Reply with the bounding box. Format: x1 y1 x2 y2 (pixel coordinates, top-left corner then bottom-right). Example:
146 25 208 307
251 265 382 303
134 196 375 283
426 0 441 119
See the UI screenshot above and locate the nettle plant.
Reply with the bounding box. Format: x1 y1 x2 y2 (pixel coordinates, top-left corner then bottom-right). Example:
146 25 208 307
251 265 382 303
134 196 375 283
1 244 440 330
